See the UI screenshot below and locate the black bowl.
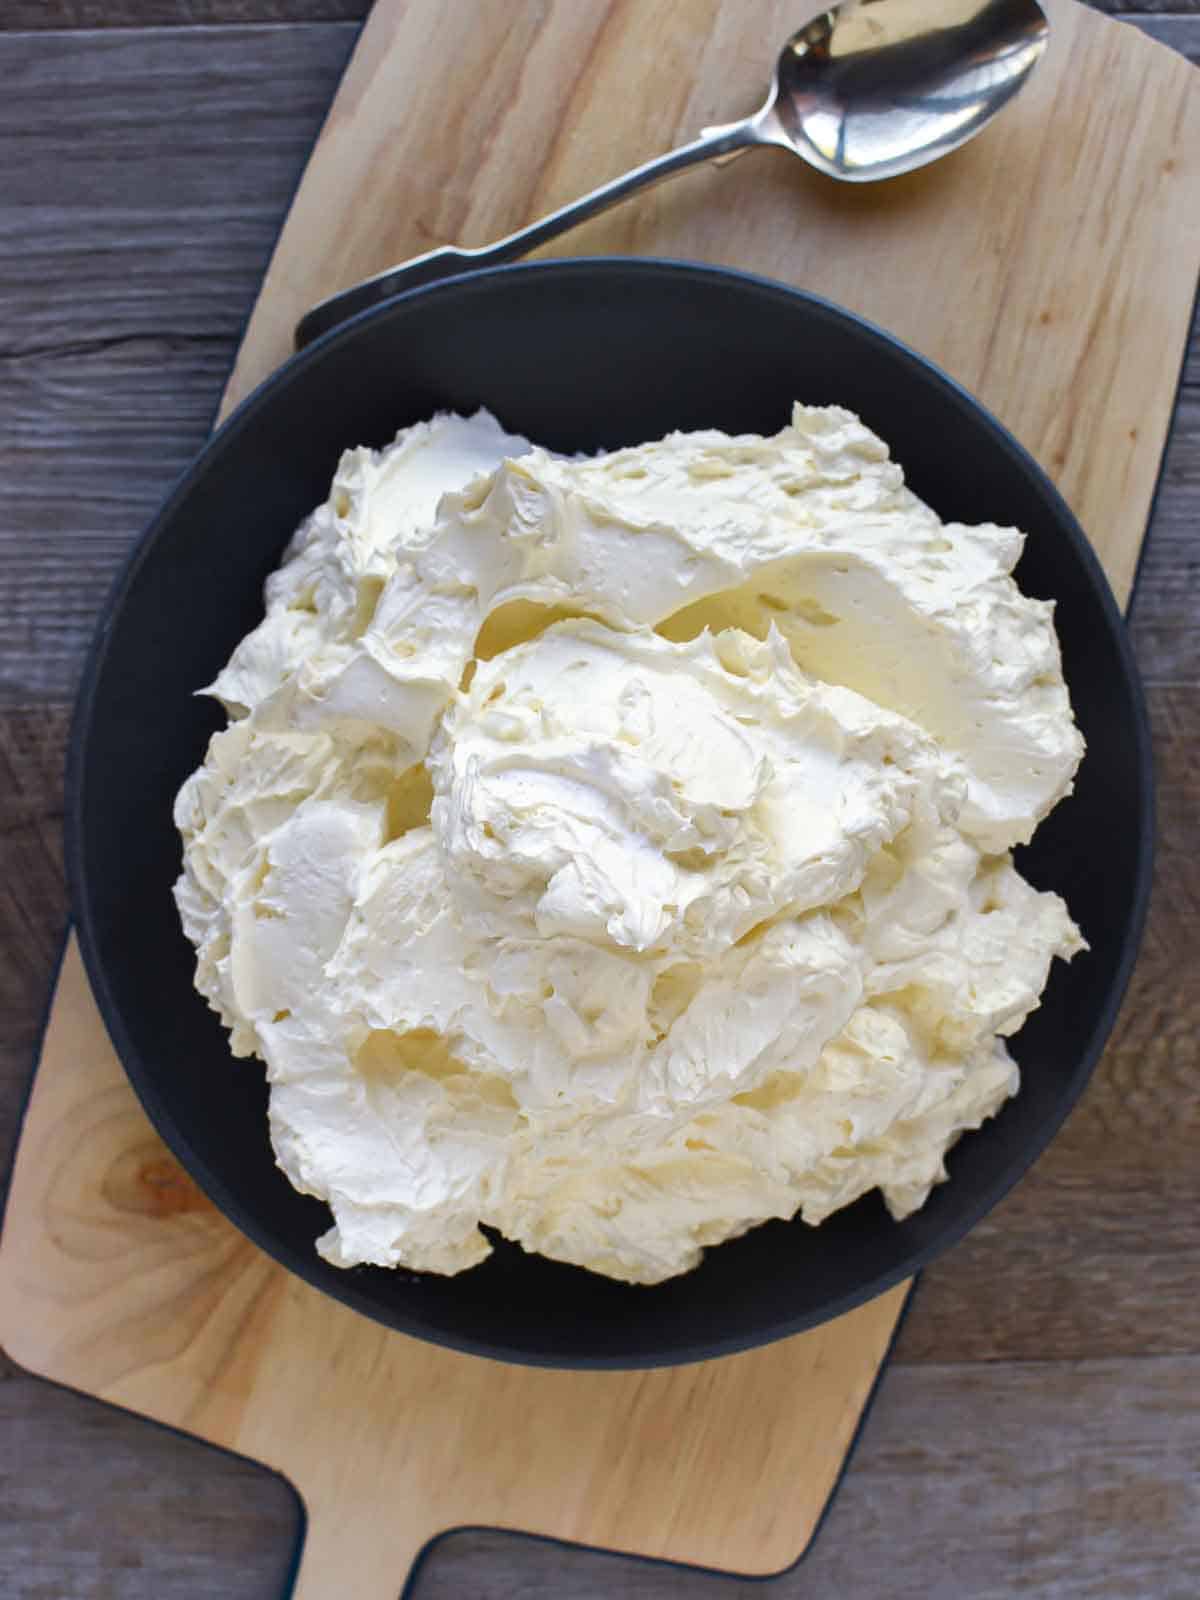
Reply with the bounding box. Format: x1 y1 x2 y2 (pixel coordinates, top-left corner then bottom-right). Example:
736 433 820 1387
68 259 1153 1368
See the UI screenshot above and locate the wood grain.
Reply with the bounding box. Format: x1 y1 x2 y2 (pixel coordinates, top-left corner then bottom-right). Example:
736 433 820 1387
5 1355 1199 1600
1 0 368 25
0 1366 299 1600
414 1356 1200 1600
0 25 356 348
1 7 1199 1600
6 1354 1198 1600
0 23 356 706
0 0 1186 30
1133 12 1200 63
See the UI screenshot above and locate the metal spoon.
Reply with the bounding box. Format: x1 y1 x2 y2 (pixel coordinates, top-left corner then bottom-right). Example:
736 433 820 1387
295 0 1048 348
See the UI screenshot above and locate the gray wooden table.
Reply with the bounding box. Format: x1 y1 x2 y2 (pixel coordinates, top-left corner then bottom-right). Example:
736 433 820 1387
2 4 1198 1597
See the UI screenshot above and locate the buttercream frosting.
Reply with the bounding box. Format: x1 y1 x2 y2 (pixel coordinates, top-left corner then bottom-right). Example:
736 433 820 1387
175 404 1085 1283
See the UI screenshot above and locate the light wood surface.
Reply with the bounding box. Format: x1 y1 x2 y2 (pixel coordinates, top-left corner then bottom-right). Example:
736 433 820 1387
0 3 1196 1600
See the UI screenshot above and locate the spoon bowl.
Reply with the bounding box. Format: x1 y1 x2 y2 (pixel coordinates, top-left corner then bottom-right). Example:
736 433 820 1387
295 0 1049 346
765 0 1050 181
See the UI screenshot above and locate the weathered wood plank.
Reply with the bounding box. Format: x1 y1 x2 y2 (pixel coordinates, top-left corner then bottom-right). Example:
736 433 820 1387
0 23 354 705
1121 12 1200 61
0 340 233 704
0 0 1192 29
0 1364 300 1600
1 0 368 26
0 25 356 353
0 707 69 1181
3 1353 1198 1600
414 1357 1200 1600
1130 398 1200 684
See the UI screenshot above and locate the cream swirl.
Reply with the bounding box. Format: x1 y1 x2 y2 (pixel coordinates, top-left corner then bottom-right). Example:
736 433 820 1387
175 404 1085 1284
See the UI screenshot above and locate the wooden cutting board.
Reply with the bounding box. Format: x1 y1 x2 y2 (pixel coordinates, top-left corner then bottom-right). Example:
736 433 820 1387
1 4 1196 1597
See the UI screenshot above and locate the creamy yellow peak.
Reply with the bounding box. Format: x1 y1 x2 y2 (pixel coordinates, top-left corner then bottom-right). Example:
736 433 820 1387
175 405 1085 1284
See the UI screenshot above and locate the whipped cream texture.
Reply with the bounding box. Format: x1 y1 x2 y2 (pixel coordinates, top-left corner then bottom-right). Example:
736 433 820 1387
175 405 1085 1284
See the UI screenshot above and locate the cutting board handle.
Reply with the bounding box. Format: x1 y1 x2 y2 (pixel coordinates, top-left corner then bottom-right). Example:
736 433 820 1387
290 1505 432 1600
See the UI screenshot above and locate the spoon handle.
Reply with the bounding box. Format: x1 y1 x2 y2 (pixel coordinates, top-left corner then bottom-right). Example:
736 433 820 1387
295 118 757 348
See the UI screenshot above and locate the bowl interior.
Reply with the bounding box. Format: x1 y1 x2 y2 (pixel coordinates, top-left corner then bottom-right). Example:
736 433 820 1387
70 260 1151 1367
